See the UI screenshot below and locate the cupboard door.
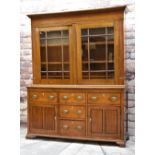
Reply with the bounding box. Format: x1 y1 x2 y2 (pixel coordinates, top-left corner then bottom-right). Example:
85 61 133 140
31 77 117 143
33 26 74 84
43 106 56 131
76 22 119 84
30 105 57 132
31 106 43 129
88 106 120 137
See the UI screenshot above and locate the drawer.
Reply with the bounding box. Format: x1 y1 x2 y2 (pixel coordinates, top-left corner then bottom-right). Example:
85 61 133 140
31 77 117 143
88 93 120 104
29 90 57 103
60 120 85 137
59 93 85 104
59 105 85 119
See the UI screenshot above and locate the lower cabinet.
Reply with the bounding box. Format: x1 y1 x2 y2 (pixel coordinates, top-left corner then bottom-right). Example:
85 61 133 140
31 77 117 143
27 87 124 146
88 106 120 138
30 105 57 133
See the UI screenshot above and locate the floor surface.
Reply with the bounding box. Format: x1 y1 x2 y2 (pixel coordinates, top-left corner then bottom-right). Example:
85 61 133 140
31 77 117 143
20 127 135 155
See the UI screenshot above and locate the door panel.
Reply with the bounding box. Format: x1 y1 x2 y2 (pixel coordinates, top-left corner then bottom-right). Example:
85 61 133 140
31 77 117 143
30 105 56 132
91 109 103 134
105 108 120 135
31 106 43 129
88 106 120 137
44 107 56 130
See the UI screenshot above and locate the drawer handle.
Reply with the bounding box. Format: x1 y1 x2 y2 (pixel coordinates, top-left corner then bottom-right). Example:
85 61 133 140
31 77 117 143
32 94 38 99
91 96 97 100
110 96 118 102
63 95 69 100
76 109 82 114
48 95 55 100
76 96 82 100
76 125 82 130
63 109 69 113
63 125 69 130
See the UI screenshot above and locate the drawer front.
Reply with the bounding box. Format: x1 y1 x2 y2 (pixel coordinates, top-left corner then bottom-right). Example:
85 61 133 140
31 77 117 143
88 93 120 104
59 93 85 104
60 120 85 136
59 105 85 119
29 90 57 103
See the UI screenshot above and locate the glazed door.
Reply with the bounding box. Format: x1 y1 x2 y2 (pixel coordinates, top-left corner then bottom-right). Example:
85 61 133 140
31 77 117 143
76 22 120 84
88 106 120 138
30 105 57 133
33 26 74 84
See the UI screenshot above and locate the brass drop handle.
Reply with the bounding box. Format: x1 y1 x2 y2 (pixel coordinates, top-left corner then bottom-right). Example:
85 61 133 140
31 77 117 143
76 96 82 100
32 94 38 99
110 96 118 102
63 125 69 129
91 96 97 100
76 125 82 130
76 109 82 114
48 95 55 100
63 109 69 113
63 95 69 100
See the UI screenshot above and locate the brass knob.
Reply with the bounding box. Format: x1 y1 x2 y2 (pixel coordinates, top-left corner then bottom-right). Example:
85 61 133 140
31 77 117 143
63 109 69 113
91 96 97 100
89 118 92 122
63 95 69 100
76 125 82 130
110 96 118 102
76 109 82 114
63 125 69 129
32 94 38 99
48 95 55 100
76 96 82 100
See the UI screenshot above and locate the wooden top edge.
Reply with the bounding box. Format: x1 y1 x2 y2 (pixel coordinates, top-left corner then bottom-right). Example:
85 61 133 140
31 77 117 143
27 5 126 18
27 84 126 89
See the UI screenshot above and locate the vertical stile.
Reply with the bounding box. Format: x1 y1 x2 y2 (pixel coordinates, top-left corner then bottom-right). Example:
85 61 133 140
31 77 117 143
45 31 48 79
88 29 90 79
61 31 64 79
105 27 108 79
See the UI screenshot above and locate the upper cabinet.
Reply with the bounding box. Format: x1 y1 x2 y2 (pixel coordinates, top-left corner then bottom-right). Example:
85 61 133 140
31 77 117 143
29 6 125 85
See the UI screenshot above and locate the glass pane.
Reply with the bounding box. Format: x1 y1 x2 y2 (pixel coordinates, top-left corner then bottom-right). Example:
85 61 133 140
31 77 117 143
47 46 62 62
64 64 69 71
40 38 46 62
62 38 69 45
90 63 106 71
48 72 62 79
82 29 88 36
81 27 114 80
40 30 70 80
90 72 106 79
41 64 47 79
82 72 89 79
48 64 62 71
47 31 61 38
108 44 114 61
89 28 105 35
40 32 45 39
107 27 114 34
108 71 114 79
89 36 106 61
62 30 69 38
82 37 88 61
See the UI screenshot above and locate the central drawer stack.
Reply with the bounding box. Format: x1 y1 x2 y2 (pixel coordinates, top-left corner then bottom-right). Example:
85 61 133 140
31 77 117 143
59 93 86 137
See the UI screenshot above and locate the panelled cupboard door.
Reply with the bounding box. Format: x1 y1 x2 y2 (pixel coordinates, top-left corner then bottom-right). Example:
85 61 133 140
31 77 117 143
30 105 57 133
88 106 120 138
76 21 120 84
33 26 74 84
